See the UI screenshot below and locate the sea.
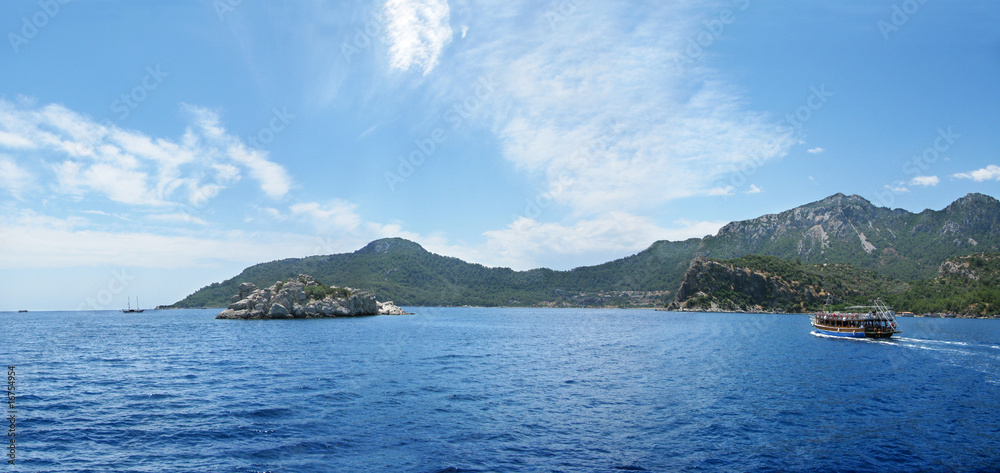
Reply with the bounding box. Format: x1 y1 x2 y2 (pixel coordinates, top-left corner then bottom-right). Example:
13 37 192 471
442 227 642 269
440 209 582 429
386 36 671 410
2 308 999 472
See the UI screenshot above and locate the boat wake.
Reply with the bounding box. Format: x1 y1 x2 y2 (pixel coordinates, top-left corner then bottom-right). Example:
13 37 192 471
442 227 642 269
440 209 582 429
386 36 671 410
809 331 893 343
894 336 1000 351
811 331 1000 353
887 335 1000 385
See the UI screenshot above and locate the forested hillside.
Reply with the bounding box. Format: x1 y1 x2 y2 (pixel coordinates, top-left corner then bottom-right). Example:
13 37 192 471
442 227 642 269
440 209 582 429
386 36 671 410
171 238 676 308
668 253 1000 316
171 193 1000 309
887 253 1000 316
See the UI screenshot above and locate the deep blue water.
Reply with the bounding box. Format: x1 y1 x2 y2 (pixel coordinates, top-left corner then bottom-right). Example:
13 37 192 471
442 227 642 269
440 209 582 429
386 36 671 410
2 308 999 472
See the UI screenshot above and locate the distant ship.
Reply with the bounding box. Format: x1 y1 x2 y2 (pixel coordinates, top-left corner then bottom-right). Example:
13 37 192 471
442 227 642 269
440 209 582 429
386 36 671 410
122 297 145 313
17 309 28 313
811 299 900 339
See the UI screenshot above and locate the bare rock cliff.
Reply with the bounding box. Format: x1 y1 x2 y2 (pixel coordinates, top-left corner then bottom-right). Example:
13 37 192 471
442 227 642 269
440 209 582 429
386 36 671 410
667 257 826 313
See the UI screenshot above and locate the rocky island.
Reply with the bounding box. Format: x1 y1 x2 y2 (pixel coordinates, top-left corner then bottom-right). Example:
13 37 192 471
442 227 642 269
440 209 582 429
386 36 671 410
217 275 407 319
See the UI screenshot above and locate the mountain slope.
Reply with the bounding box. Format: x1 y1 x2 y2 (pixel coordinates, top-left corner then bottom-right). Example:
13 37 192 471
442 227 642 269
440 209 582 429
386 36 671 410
171 238 660 308
171 193 1000 308
666 255 910 313
667 252 1000 316
697 193 1000 280
888 252 1000 316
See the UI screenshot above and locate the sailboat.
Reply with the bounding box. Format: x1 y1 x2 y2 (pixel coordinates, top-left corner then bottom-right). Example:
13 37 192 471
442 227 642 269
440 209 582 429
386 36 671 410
122 297 145 313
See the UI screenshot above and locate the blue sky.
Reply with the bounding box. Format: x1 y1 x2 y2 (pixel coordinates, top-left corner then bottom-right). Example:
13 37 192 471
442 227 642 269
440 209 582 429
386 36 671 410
0 0 997 310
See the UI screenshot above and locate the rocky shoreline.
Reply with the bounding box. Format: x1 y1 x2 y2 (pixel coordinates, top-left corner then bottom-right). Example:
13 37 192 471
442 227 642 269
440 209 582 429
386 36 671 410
217 275 408 320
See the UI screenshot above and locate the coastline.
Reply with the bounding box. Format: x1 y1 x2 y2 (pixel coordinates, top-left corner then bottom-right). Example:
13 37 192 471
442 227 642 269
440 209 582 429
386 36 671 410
9 305 997 319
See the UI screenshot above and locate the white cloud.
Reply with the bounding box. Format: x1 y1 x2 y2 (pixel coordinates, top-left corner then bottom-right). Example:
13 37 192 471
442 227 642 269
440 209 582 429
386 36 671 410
707 186 735 196
283 200 429 257
953 165 1000 182
908 175 939 187
148 213 209 225
226 143 292 198
289 200 363 232
283 200 720 272
0 130 34 149
885 183 909 193
0 156 34 198
0 211 313 269
477 213 726 270
807 147 824 154
455 1 795 217
383 0 452 75
0 99 293 209
73 163 156 205
746 184 763 194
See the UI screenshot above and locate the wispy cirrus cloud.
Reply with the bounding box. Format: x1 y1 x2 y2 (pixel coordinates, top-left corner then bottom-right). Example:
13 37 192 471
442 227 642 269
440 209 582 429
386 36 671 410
148 212 209 226
287 200 420 240
383 0 452 75
290 200 364 232
436 1 795 221
402 1 797 263
0 155 34 199
0 99 292 209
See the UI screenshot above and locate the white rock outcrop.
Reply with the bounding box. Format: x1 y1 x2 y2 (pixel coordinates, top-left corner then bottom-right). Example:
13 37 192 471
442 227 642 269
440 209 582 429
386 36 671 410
216 275 408 319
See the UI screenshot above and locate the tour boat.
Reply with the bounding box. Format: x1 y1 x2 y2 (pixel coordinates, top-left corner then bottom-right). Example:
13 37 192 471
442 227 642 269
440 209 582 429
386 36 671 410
810 299 900 339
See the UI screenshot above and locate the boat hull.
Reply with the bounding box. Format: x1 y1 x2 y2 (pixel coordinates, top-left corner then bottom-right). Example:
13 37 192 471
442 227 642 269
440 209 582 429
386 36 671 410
811 322 898 339
813 326 867 338
811 300 900 339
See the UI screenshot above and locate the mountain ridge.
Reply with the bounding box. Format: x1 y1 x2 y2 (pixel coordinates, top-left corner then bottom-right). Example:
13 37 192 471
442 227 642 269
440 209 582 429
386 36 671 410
667 252 1000 316
170 193 1000 308
696 192 999 280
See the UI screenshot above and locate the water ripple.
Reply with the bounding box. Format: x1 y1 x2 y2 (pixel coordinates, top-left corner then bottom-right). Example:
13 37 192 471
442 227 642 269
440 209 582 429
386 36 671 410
2 309 1000 471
